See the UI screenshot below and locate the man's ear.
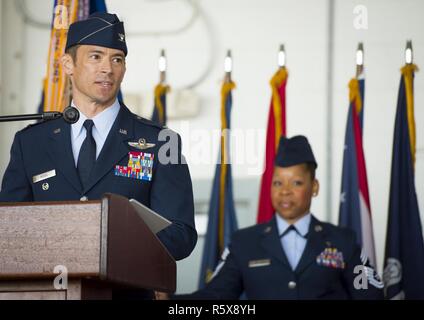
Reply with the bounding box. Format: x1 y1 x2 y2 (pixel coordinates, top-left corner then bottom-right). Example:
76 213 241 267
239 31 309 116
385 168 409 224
61 54 74 76
312 179 320 197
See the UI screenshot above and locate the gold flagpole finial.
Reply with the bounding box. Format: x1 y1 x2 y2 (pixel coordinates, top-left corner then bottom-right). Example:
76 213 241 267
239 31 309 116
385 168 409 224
405 40 413 65
278 44 286 68
224 50 232 83
159 49 167 84
356 42 364 78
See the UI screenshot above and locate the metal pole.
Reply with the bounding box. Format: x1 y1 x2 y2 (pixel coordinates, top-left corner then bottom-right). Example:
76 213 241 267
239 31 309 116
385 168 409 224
356 42 364 78
224 50 232 83
325 0 335 223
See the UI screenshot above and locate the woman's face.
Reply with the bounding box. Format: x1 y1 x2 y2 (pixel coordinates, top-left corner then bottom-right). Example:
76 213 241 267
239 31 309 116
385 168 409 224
271 164 319 224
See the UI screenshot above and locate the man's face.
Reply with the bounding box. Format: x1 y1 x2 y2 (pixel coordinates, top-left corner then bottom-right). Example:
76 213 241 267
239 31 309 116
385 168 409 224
63 45 126 107
271 164 319 224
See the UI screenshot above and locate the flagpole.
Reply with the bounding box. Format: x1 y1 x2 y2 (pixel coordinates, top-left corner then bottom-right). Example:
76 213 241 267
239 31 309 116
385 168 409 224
256 45 288 223
278 44 286 69
383 39 424 299
405 40 413 65
224 50 232 83
356 42 364 78
159 49 167 84
220 50 233 252
152 49 169 126
198 50 238 288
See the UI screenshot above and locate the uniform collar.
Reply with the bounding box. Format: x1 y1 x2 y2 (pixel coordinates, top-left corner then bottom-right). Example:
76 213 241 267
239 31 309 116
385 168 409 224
71 99 121 140
276 212 311 238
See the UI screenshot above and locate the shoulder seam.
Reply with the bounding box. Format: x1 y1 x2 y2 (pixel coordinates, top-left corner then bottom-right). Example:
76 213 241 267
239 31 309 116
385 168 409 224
133 115 164 130
19 119 59 133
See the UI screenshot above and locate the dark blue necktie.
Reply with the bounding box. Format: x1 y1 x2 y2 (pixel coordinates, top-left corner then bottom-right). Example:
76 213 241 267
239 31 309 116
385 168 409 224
77 120 96 188
280 225 308 239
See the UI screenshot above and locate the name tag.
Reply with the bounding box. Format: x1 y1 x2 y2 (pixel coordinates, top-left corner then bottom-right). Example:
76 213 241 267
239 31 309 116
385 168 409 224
248 259 271 268
32 170 56 184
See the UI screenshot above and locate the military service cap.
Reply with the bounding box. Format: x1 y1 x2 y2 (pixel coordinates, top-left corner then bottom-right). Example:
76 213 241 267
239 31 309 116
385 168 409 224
66 12 127 56
275 135 318 168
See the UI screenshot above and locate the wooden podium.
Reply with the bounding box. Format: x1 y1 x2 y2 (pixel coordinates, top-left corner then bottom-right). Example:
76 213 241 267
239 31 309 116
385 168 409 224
0 193 176 300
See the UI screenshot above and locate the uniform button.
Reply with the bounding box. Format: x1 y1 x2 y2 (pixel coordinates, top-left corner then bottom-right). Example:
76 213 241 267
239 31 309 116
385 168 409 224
288 281 297 289
80 196 88 201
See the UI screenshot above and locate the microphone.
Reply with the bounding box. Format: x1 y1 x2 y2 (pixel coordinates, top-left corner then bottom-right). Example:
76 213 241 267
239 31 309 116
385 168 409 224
0 106 80 124
62 106 80 124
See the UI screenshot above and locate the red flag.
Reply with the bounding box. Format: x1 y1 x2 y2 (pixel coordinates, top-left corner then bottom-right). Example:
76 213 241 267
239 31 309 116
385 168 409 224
338 78 377 268
257 67 288 223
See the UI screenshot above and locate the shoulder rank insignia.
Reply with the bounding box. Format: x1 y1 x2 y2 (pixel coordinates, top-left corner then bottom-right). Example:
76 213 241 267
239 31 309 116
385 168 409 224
128 138 155 150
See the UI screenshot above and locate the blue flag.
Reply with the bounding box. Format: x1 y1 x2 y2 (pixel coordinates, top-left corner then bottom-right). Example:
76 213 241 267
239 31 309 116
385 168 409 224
383 64 424 299
151 84 169 126
90 0 106 12
339 78 377 267
198 81 238 289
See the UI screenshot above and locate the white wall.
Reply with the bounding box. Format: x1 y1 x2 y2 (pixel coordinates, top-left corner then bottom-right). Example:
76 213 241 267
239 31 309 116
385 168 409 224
1 1 31 172
0 0 423 293
0 1 2 120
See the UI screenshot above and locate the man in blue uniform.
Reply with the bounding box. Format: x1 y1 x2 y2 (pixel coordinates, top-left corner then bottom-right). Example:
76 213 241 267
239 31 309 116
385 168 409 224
0 12 197 296
159 135 383 299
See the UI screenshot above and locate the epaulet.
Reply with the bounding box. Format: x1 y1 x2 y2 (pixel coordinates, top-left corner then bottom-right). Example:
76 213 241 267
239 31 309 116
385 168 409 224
121 102 166 130
20 120 47 132
134 114 166 130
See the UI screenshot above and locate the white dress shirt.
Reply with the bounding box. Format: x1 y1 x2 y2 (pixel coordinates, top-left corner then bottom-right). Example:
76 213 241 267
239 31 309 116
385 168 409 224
71 99 120 167
276 213 311 270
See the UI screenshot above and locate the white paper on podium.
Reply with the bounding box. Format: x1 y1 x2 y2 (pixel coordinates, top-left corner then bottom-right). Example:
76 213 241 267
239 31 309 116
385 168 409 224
129 199 172 234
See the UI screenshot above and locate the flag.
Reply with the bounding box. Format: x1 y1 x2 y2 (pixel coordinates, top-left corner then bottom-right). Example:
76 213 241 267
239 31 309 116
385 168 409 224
39 0 109 113
338 78 377 267
151 84 170 126
383 64 424 299
198 81 238 289
257 67 288 223
89 0 106 12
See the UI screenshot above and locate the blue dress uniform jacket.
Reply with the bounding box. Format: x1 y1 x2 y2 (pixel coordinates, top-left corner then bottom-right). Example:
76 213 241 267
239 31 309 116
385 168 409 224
177 215 383 300
0 104 197 261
